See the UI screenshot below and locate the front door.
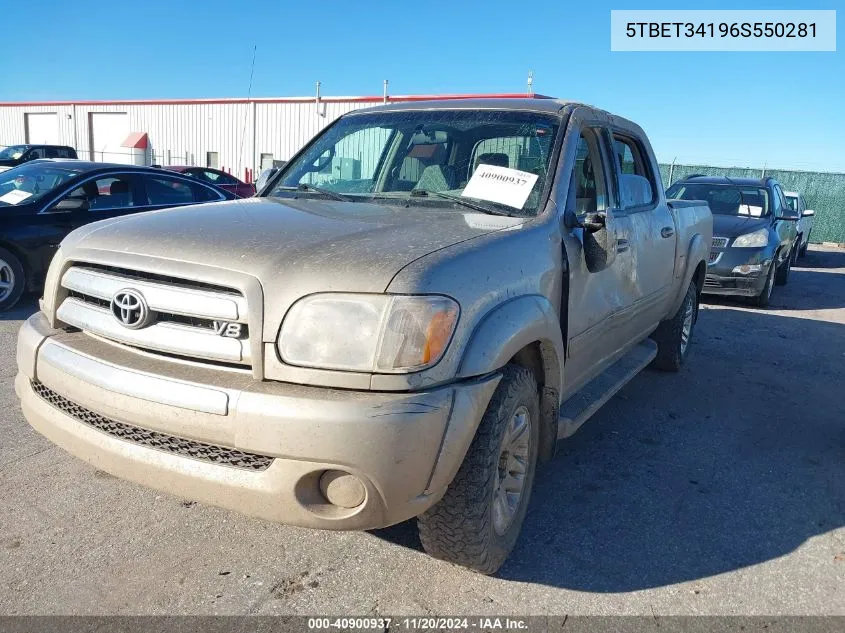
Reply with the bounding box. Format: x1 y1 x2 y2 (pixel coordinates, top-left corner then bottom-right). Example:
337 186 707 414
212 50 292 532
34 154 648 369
559 118 638 396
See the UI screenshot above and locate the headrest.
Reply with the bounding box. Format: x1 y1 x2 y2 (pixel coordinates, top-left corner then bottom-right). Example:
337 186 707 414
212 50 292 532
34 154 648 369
620 173 653 208
110 180 130 195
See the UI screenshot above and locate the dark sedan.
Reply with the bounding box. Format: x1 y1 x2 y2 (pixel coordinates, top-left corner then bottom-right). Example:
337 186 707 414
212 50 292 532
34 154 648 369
0 144 78 170
164 166 256 198
0 160 236 310
666 175 799 307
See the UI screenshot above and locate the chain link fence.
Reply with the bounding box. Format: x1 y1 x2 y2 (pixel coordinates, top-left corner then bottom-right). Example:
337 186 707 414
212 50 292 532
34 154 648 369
661 162 845 244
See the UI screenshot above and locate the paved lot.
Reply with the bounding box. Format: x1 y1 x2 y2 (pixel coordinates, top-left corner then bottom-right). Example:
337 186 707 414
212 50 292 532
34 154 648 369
1 246 844 616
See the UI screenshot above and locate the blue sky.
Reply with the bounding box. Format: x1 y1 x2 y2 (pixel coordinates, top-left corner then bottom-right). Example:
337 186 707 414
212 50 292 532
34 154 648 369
0 0 841 170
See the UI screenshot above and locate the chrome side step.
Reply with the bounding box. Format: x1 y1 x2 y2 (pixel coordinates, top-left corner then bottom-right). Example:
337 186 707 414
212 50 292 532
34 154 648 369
557 339 658 439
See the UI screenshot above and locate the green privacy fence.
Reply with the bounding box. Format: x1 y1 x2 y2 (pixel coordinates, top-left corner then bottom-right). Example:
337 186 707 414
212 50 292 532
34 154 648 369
658 163 845 244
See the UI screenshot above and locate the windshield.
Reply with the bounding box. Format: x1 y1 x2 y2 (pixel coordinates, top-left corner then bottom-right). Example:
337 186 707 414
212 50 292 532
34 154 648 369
267 110 561 216
0 145 27 160
666 182 770 217
0 162 86 206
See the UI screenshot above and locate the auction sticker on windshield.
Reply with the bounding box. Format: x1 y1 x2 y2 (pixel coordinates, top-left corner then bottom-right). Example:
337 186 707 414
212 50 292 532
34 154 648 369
0 190 33 205
739 204 763 217
462 164 539 210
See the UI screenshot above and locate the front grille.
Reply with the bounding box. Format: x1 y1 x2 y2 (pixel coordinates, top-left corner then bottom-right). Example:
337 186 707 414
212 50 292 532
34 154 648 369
708 251 720 264
712 237 729 249
58 265 252 367
31 381 273 471
704 276 721 288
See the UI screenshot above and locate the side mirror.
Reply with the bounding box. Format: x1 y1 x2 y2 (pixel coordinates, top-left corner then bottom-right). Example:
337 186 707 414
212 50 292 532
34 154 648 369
582 210 618 273
803 209 815 217
49 195 89 213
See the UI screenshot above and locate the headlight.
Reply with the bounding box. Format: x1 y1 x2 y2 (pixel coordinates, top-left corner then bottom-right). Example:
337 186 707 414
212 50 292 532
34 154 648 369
278 293 459 373
732 228 769 248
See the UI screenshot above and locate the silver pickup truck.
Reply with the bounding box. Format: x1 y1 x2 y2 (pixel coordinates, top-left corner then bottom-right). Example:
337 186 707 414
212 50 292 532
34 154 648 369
16 99 711 574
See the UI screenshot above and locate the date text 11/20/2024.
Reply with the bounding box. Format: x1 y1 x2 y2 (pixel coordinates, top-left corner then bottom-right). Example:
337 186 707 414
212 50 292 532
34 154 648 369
307 617 529 630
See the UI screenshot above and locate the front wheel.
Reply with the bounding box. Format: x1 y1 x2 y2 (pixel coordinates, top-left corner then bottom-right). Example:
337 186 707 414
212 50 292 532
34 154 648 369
0 247 25 312
753 262 776 308
775 249 792 286
650 281 698 372
418 364 540 575
799 233 810 258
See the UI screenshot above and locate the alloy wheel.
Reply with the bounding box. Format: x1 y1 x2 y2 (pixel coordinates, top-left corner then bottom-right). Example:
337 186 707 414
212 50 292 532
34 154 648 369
0 258 15 303
492 405 531 536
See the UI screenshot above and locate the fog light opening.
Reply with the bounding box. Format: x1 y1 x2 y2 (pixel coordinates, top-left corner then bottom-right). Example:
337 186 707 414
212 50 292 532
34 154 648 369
319 470 366 509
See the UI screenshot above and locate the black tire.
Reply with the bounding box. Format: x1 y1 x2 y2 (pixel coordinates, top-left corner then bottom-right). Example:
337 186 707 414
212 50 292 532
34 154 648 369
799 233 810 258
0 247 25 312
753 262 776 308
775 248 792 286
418 364 540 575
650 281 698 372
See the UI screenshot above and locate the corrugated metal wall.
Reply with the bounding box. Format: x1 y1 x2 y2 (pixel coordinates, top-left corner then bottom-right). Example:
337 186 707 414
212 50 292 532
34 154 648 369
661 163 845 244
0 99 374 181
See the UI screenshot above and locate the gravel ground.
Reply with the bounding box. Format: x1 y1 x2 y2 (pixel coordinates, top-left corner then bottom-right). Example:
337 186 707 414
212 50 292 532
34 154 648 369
1 246 843 616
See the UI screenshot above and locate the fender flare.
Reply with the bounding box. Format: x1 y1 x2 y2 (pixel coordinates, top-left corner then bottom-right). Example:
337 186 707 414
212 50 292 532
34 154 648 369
456 294 564 397
668 233 708 316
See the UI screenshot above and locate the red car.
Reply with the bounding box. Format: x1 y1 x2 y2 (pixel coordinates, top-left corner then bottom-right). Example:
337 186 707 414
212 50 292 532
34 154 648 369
164 166 256 198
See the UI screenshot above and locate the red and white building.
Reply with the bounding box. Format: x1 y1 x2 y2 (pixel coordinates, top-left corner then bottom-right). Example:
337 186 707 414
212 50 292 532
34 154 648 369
0 92 542 182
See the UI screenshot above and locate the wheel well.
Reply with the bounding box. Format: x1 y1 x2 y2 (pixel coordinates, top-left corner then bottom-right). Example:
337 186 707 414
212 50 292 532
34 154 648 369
509 341 559 463
693 260 706 294
511 343 544 387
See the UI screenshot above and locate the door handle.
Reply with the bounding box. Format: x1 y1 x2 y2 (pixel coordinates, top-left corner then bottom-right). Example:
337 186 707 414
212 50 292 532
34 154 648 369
616 238 630 253
661 227 675 238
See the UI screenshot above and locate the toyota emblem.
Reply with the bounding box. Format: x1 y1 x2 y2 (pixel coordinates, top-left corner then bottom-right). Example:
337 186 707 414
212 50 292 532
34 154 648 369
110 289 155 329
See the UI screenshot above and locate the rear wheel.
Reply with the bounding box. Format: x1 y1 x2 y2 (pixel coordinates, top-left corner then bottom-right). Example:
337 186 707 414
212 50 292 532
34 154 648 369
418 364 539 575
0 247 25 312
650 281 698 372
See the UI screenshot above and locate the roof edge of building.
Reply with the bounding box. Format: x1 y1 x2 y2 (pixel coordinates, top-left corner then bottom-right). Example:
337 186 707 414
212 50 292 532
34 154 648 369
0 93 556 107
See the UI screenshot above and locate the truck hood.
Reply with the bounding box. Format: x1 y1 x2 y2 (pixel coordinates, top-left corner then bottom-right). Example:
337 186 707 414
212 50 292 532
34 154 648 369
712 214 770 238
62 197 525 338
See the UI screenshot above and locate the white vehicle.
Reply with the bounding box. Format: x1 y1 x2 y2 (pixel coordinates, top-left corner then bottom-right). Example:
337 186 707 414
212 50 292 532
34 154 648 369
784 191 815 258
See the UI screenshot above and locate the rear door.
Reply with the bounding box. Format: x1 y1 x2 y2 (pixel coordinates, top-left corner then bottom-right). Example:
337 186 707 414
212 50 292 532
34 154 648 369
610 131 677 333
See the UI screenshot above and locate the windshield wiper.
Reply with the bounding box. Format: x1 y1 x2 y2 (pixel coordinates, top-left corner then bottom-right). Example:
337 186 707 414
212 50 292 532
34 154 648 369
409 189 513 216
274 184 352 202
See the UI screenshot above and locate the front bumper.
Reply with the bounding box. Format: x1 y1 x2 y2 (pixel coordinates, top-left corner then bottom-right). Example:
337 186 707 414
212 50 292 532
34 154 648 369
16 312 500 530
703 247 774 297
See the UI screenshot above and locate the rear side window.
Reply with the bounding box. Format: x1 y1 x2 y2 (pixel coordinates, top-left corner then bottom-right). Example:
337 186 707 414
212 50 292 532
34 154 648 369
612 135 657 209
143 175 217 205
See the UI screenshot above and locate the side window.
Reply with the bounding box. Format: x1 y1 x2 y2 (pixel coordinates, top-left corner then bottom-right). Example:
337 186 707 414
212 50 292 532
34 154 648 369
26 148 46 160
144 175 200 205
569 128 608 216
772 185 783 217
45 148 60 158
613 134 656 209
64 174 136 211
57 148 74 158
